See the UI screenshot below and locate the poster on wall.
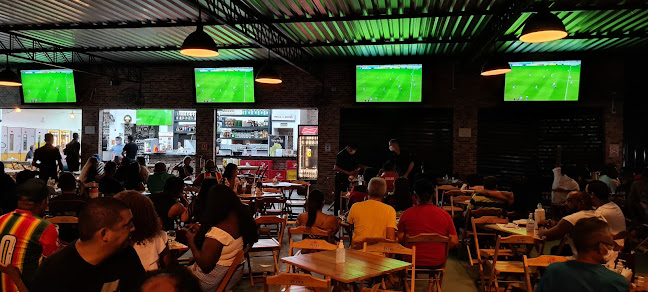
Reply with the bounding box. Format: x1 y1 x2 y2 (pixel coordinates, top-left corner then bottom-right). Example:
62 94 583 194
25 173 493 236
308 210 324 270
269 135 287 157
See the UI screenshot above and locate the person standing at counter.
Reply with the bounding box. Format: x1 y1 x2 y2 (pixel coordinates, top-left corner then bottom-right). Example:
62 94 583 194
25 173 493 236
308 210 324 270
389 139 415 179
65 133 81 172
25 146 34 161
173 156 193 179
122 135 138 160
333 144 364 216
32 133 64 182
111 136 125 159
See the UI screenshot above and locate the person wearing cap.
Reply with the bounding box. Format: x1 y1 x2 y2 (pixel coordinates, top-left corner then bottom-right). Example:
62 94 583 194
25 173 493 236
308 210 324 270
0 178 59 291
397 179 458 269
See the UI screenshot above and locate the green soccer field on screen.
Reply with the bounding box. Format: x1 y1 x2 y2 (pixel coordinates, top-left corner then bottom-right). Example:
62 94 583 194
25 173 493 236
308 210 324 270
136 109 173 126
504 61 581 101
195 68 255 103
21 70 77 103
356 65 423 102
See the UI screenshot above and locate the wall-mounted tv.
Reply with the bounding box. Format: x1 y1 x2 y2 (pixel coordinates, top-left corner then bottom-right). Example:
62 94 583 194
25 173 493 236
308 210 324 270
195 67 254 103
136 109 173 126
356 64 423 103
21 69 77 103
505 60 581 101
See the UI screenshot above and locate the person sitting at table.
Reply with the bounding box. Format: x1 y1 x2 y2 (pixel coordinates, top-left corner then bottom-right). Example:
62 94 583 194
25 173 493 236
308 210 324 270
149 177 188 230
140 266 202 292
174 156 194 180
627 167 648 223
184 184 258 291
31 197 146 292
296 189 339 240
380 161 400 193
50 172 87 215
186 179 221 224
79 157 101 183
467 176 514 212
347 177 396 246
98 161 125 197
115 156 131 182
148 162 175 194
193 160 222 187
588 180 626 248
136 156 150 182
124 161 146 191
92 154 105 176
221 163 242 193
348 167 379 209
539 191 602 256
537 217 629 292
552 146 580 204
599 164 621 194
0 161 17 214
115 190 175 271
385 177 414 212
397 179 459 268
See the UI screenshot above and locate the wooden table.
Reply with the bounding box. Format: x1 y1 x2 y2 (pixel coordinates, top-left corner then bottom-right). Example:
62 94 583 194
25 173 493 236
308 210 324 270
262 182 303 188
238 192 283 200
281 249 412 285
485 224 543 240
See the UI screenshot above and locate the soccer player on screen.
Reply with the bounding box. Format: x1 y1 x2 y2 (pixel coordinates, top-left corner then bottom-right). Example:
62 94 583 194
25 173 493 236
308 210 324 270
553 82 557 89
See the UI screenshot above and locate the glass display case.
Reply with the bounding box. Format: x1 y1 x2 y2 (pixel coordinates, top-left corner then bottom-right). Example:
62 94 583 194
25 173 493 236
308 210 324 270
297 125 318 181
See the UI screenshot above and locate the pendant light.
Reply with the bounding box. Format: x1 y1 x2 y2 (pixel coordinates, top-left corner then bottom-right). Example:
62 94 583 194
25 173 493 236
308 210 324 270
481 58 511 76
0 55 22 87
519 10 568 43
180 5 219 57
255 52 282 84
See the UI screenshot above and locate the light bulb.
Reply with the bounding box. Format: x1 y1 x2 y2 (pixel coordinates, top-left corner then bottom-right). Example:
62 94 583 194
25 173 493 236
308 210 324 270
15 107 21 113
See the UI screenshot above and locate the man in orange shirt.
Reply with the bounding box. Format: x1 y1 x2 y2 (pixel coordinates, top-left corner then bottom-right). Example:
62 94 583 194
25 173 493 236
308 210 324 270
0 178 59 291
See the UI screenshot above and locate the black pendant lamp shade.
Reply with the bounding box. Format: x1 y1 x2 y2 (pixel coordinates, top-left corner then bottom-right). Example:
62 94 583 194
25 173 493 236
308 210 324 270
481 58 511 76
255 66 282 84
519 11 568 43
0 67 22 87
180 25 219 58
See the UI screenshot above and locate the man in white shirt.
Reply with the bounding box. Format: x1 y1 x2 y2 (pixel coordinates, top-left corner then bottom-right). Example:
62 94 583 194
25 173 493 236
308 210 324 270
552 166 580 204
539 191 602 256
588 180 626 247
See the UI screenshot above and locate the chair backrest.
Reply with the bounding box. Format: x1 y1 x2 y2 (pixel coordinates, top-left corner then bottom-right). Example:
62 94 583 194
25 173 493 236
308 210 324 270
523 255 569 291
255 215 286 243
493 235 536 260
215 247 248 292
47 216 79 224
351 237 396 250
0 264 28 292
470 216 509 262
363 241 415 292
264 273 331 292
289 226 329 237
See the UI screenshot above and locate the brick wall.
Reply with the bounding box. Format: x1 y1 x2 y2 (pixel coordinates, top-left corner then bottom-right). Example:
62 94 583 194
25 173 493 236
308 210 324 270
0 58 625 193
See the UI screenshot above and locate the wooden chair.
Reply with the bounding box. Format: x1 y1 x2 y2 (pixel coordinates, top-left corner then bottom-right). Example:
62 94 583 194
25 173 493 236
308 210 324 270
352 237 396 250
46 216 79 224
247 215 286 286
0 264 28 292
363 241 415 292
523 255 569 291
405 234 452 292
216 247 249 292
257 197 287 217
461 209 506 263
289 226 331 242
263 273 331 292
286 181 309 220
442 194 472 217
286 238 337 272
362 283 401 292
486 235 537 292
469 216 510 290
435 185 458 206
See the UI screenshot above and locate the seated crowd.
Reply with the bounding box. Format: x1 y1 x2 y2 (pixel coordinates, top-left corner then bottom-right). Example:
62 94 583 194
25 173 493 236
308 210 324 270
0 151 645 292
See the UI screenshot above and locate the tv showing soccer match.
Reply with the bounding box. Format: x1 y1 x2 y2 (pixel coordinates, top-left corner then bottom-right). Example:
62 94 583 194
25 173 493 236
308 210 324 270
136 109 173 126
356 64 423 103
504 60 581 101
195 67 254 103
21 69 77 103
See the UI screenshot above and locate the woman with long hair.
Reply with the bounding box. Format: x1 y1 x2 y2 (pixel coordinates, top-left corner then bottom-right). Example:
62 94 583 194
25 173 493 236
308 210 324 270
220 163 242 193
185 184 258 291
390 177 414 211
79 157 100 183
124 161 145 191
296 190 339 240
186 179 221 223
115 190 175 271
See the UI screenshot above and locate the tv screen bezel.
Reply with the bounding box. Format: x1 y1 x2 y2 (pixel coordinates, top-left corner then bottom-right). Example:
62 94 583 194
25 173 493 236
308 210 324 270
20 69 79 105
193 67 256 104
354 64 424 104
504 60 582 102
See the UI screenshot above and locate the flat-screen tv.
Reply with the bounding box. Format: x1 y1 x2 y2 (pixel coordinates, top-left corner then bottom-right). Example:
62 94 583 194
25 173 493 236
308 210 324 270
21 69 77 103
505 60 581 101
195 67 254 103
136 109 173 126
356 64 423 102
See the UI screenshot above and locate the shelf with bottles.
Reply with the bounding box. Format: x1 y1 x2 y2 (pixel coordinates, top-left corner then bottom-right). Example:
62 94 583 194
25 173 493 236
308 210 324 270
175 111 196 121
219 109 270 117
221 118 269 128
220 129 268 139
175 124 196 133
220 137 267 141
174 131 196 135
298 168 318 180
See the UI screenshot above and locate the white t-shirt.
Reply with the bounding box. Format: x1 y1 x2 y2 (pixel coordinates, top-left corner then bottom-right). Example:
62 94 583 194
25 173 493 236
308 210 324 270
596 202 626 246
133 231 168 271
563 210 605 256
552 167 580 204
205 226 244 266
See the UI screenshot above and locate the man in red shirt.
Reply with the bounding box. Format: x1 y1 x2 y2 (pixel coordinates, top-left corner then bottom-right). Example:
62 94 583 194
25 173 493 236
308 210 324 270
0 178 59 291
397 179 458 268
380 161 399 193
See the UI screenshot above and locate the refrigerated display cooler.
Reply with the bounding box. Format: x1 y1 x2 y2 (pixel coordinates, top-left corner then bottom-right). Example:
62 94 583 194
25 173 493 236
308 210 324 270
297 125 318 181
